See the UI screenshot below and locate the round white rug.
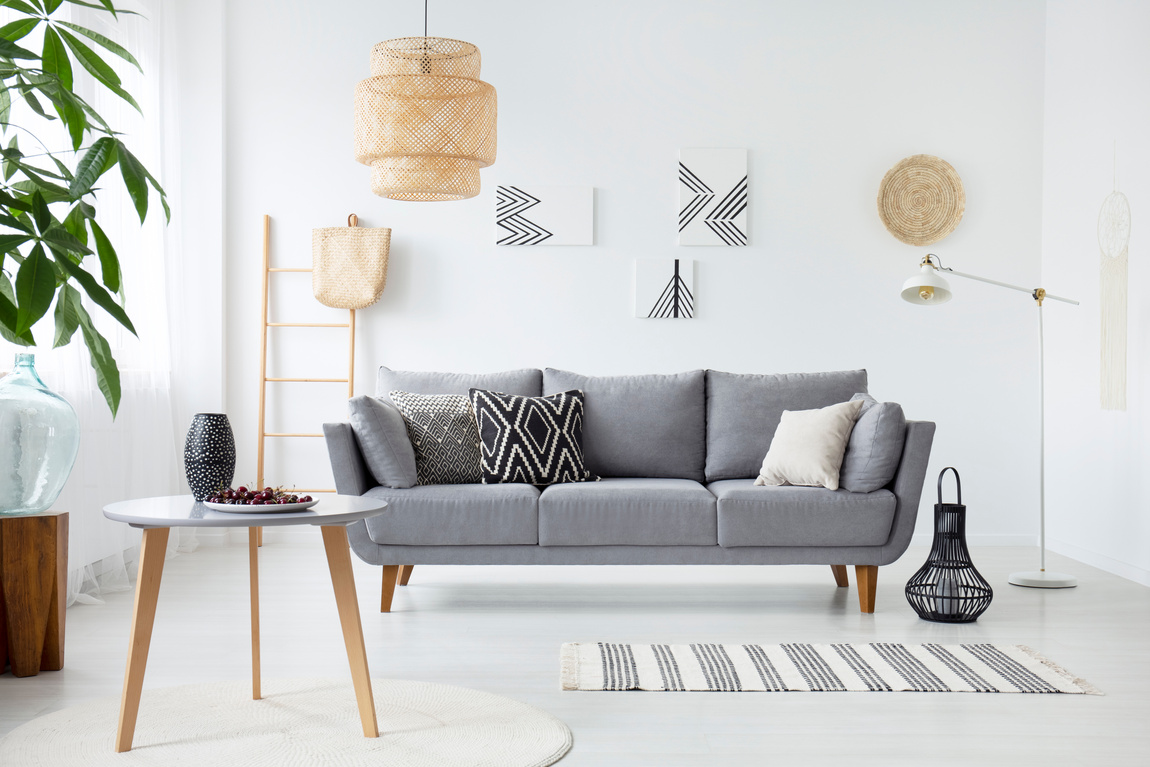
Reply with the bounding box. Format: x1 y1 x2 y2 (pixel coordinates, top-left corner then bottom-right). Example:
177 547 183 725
0 678 573 766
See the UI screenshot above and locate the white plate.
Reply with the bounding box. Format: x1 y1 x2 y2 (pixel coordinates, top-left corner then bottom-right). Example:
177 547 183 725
203 499 319 513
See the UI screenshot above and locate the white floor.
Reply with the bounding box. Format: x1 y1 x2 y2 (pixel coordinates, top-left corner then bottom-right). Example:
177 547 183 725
2 532 1147 766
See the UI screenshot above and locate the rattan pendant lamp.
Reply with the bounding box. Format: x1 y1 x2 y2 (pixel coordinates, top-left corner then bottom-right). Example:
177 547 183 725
353 1 497 201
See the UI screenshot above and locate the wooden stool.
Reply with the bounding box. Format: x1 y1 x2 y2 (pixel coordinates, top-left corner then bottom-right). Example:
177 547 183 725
0 511 68 677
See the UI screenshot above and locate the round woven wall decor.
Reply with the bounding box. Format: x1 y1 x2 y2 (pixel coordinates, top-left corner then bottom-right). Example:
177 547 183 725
877 154 965 246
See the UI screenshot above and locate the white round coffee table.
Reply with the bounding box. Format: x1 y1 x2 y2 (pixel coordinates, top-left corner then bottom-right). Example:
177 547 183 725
102 494 387 753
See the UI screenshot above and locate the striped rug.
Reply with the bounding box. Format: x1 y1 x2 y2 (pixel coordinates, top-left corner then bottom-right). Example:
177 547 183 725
560 643 1099 694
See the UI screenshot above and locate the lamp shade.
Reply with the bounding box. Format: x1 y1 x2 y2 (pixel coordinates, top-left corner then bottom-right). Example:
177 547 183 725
354 37 497 201
901 264 953 305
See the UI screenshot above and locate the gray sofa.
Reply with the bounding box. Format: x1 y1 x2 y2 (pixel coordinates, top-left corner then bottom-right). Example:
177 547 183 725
323 367 935 614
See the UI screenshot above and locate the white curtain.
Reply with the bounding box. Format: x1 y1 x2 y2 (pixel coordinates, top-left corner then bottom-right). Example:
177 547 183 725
1 1 199 604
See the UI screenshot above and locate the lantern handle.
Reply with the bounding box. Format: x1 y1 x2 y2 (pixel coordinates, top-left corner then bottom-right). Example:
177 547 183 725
348 213 359 227
937 467 961 505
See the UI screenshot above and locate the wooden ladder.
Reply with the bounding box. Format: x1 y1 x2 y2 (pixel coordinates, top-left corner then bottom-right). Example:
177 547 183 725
255 214 355 541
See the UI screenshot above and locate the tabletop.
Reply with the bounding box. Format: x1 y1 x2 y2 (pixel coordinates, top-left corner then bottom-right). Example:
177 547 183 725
103 495 387 529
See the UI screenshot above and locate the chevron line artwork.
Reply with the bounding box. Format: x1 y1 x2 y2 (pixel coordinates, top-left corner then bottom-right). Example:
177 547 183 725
634 259 695 319
495 185 594 245
679 148 748 246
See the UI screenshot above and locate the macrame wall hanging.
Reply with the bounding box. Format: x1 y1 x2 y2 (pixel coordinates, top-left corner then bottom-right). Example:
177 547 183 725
1098 154 1131 411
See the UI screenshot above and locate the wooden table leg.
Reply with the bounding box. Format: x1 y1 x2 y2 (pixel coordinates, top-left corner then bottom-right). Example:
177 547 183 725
116 527 170 753
320 524 378 738
249 527 261 700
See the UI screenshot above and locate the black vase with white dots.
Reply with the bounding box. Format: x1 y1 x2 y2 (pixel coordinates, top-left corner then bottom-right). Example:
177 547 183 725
184 413 236 500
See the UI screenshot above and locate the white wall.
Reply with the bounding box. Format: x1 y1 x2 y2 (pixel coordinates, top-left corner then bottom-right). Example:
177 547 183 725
1043 0 1150 584
218 0 1048 541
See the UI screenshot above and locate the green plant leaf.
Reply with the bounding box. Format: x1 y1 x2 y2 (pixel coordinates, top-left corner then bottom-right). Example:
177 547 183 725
42 224 93 256
0 2 40 21
0 274 36 346
42 27 73 92
57 29 141 113
64 0 140 18
89 219 119 292
54 253 136 335
69 135 116 198
117 141 169 223
0 18 40 42
0 188 31 211
0 86 11 129
75 300 120 416
0 214 33 233
12 177 73 202
52 282 81 347
45 0 65 12
21 87 56 121
0 233 31 252
30 190 51 233
57 21 141 72
0 39 38 60
116 141 148 222
14 243 55 334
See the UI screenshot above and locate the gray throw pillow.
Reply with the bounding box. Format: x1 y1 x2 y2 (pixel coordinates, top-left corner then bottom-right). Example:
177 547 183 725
390 391 483 485
348 395 418 488
838 393 907 493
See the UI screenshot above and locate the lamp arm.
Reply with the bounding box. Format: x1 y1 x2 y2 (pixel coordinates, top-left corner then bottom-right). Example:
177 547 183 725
941 268 1080 306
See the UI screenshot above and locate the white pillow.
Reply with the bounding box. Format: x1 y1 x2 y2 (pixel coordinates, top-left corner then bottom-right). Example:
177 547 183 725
754 399 865 491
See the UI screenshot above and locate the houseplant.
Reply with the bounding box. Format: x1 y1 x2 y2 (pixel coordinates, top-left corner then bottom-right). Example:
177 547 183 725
1 0 166 513
1 0 168 417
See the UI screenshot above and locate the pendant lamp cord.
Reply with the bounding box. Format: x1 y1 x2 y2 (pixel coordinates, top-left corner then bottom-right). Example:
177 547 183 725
424 0 428 37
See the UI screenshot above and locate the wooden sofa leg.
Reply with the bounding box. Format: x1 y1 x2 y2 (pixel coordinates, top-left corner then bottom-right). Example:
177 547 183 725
397 565 413 586
831 565 849 587
855 565 878 613
381 565 400 612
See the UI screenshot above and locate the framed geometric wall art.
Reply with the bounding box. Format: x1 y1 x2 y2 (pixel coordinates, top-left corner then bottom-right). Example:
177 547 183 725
678 147 748 246
496 185 594 245
634 259 694 319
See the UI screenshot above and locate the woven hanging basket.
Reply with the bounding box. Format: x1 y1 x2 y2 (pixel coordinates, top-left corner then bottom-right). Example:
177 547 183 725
312 215 390 310
354 37 497 202
877 154 965 246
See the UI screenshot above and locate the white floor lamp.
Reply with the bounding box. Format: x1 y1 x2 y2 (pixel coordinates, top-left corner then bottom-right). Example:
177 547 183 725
900 254 1079 589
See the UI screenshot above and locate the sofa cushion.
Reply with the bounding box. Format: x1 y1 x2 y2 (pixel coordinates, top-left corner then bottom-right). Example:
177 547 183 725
705 369 869 482
543 369 706 481
838 393 907 493
710 479 896 547
755 399 864 491
376 366 542 404
362 483 540 545
469 388 598 485
347 395 418 488
390 391 482 485
538 477 716 546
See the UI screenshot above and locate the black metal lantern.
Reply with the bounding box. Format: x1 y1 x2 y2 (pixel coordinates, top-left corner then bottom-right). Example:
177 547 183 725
905 467 993 623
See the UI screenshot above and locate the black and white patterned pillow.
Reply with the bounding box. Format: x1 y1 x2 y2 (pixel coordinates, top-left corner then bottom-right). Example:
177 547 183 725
468 388 598 485
389 391 482 485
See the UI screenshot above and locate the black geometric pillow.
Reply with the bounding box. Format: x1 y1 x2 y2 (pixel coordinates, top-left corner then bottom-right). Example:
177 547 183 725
389 391 482 485
468 389 599 485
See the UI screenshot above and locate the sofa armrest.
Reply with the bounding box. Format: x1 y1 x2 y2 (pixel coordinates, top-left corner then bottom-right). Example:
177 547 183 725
879 420 936 564
323 422 375 496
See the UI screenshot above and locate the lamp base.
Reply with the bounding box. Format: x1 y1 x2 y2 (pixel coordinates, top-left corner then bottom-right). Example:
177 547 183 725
1008 571 1077 589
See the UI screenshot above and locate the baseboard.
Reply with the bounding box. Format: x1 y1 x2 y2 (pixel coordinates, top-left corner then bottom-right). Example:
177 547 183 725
911 533 1035 547
1046 539 1150 587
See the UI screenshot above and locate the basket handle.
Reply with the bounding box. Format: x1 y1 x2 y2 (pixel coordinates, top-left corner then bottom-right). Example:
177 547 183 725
348 213 359 227
937 467 961 505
